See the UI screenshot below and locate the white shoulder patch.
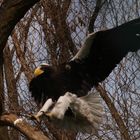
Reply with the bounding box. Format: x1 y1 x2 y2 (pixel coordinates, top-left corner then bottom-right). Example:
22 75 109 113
72 32 96 60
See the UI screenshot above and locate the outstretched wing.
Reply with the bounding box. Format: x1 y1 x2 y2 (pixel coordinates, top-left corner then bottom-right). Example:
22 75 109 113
29 18 140 103
63 18 140 96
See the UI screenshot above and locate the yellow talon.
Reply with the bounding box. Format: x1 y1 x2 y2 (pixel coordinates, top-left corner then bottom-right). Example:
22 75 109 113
45 112 60 119
46 111 56 118
31 114 40 122
45 112 52 117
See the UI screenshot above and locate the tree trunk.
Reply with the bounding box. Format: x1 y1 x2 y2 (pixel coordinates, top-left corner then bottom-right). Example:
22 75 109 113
0 0 39 51
4 46 20 140
0 53 9 140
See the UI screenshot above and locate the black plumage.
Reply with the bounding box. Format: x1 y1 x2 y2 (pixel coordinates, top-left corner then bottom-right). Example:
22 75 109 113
29 18 140 104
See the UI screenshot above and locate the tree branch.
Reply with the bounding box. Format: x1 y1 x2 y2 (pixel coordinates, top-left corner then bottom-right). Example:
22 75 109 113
0 113 50 140
88 0 104 33
12 31 33 81
96 85 131 140
0 0 39 52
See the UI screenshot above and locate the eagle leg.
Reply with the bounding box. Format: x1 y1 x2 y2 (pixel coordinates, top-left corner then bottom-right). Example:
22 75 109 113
32 98 54 121
46 92 77 120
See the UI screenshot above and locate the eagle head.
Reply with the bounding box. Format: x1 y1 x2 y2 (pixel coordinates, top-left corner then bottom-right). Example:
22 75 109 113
29 63 59 105
34 63 53 77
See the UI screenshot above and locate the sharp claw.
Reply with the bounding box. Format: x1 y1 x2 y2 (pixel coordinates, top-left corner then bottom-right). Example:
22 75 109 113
46 111 64 120
30 114 40 122
40 111 45 114
45 112 53 118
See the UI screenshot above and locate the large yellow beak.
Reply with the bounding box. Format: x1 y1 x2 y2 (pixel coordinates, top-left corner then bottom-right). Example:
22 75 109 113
34 67 44 76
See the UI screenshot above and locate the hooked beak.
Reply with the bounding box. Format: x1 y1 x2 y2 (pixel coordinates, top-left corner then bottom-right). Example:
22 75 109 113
34 67 44 76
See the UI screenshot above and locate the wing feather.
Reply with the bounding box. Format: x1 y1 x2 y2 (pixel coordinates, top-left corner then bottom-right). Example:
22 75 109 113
71 18 140 90
30 18 140 103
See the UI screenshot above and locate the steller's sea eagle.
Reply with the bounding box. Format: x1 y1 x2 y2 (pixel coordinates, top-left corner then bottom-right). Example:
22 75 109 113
29 18 140 132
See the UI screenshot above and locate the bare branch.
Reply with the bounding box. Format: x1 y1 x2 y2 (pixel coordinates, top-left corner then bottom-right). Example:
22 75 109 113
0 0 39 52
96 85 131 140
12 31 33 81
0 113 50 140
88 0 105 33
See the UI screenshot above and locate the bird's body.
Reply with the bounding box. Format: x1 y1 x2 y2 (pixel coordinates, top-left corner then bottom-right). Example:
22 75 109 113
29 18 140 132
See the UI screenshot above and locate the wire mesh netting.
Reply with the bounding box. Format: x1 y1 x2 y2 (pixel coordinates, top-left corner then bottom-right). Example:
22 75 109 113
1 0 140 139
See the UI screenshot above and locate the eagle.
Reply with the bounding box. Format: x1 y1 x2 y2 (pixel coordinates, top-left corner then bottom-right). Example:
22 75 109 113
29 18 140 132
